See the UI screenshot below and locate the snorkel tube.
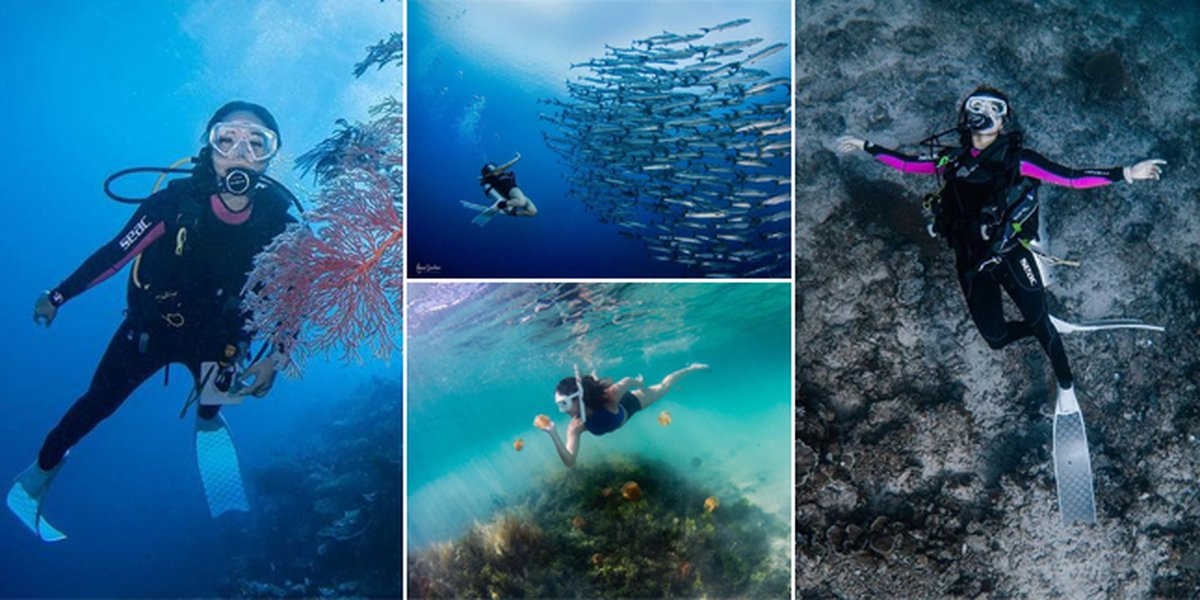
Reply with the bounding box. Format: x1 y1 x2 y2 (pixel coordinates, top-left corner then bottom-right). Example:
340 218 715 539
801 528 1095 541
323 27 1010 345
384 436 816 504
574 364 586 426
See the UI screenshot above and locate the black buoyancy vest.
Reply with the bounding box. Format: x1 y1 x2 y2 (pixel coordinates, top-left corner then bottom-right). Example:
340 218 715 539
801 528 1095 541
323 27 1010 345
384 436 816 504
936 134 1035 260
126 176 292 337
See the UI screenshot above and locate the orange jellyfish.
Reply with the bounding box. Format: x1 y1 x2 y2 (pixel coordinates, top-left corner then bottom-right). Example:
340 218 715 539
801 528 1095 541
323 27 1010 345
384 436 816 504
534 414 551 429
571 516 586 530
591 553 604 566
622 481 642 501
601 487 613 498
657 411 672 427
704 496 720 512
513 438 525 452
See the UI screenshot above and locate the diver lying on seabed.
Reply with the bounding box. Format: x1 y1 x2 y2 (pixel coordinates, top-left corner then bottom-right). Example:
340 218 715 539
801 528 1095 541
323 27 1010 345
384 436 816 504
836 86 1165 408
536 363 708 468
837 86 1168 524
462 152 538 226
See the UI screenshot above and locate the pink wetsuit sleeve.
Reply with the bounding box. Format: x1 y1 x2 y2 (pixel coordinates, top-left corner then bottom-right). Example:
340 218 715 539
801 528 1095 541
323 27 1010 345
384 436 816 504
865 143 940 175
82 222 166 290
50 202 170 305
1020 149 1124 189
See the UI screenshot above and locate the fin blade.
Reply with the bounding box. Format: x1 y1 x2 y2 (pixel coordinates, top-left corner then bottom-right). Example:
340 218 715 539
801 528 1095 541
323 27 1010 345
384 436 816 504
1053 404 1096 525
1051 315 1165 334
195 415 249 518
461 200 501 227
7 481 67 542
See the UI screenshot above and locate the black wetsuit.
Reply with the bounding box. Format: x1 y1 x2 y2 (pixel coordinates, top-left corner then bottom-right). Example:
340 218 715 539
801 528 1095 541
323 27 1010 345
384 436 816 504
481 169 517 198
38 176 295 471
865 135 1126 387
481 168 518 209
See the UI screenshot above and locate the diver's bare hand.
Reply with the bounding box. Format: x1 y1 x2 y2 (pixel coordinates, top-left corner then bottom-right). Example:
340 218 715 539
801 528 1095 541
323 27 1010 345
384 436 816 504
33 292 57 327
686 363 710 372
236 358 279 398
1125 159 1166 182
567 417 585 436
836 135 866 155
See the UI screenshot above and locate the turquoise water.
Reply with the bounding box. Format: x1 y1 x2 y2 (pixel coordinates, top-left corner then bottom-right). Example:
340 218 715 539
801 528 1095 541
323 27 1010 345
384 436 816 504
406 283 792 550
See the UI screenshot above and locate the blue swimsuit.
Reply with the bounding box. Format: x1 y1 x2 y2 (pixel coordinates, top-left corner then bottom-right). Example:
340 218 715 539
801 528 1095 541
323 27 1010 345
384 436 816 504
584 392 642 436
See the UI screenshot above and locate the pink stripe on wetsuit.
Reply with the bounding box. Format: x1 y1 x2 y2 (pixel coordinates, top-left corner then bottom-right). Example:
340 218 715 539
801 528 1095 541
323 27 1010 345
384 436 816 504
53 193 258 304
82 195 250 291
873 152 941 175
1018 162 1112 189
83 222 166 290
210 193 253 224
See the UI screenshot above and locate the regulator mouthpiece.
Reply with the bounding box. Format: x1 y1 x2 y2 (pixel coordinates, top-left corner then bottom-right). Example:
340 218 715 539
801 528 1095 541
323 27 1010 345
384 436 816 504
220 168 256 195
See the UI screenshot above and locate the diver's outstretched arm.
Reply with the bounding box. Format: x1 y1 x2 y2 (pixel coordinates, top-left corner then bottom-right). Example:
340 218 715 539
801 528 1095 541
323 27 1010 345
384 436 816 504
539 418 581 468
491 152 522 175
607 375 644 397
837 134 939 175
1018 149 1130 189
634 363 709 408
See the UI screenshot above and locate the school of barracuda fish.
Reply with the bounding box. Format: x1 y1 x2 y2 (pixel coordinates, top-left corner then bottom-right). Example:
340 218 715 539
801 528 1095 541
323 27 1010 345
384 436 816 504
539 18 791 278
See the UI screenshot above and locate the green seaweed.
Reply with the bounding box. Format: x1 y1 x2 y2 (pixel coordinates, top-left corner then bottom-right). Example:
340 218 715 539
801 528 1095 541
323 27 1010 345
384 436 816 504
409 456 788 599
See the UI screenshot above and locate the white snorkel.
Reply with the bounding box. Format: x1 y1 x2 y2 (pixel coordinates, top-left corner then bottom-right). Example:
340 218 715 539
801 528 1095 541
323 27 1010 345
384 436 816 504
553 364 586 425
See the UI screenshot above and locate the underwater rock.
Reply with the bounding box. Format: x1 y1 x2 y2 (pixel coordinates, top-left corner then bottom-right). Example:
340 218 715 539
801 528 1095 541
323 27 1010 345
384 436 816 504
1081 48 1130 100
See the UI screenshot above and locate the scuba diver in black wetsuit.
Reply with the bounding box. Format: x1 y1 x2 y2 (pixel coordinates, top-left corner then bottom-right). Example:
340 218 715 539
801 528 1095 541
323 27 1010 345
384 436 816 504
836 86 1166 408
7 101 299 541
461 152 537 226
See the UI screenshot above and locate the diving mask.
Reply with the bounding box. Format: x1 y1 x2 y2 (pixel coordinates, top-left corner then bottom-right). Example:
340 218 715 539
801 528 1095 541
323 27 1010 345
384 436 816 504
964 95 1007 132
553 365 587 423
208 121 279 162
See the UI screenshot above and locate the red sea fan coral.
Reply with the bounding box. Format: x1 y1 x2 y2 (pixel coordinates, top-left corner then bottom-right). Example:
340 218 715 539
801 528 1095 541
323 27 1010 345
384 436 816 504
242 35 403 373
243 165 403 372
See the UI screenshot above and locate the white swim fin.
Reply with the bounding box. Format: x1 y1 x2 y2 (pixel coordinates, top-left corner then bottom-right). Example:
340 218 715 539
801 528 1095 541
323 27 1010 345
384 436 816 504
461 200 501 227
1049 314 1164 334
195 413 249 518
6 460 67 542
1053 386 1096 525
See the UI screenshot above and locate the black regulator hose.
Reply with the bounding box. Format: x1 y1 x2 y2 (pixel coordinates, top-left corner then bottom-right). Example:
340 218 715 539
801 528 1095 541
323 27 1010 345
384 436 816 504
103 166 196 204
104 164 305 214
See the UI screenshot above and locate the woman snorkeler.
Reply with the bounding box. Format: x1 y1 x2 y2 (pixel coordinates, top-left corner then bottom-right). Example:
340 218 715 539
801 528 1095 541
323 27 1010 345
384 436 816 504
535 363 708 468
836 86 1166 409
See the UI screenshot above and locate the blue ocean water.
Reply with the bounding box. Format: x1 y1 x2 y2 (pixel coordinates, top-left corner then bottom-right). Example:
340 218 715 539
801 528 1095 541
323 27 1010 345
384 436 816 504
406 283 792 555
0 2 401 596
407 0 791 278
